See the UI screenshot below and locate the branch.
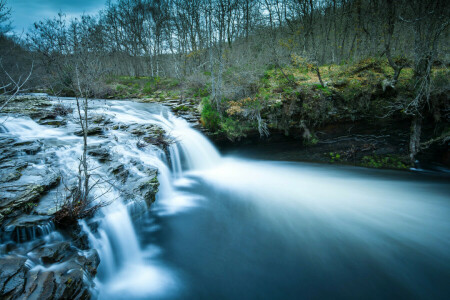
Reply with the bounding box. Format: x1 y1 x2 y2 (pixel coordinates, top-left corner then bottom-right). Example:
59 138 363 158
0 61 34 112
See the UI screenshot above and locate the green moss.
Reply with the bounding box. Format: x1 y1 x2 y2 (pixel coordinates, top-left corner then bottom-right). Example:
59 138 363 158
329 152 341 163
314 84 332 96
173 105 190 112
361 155 408 169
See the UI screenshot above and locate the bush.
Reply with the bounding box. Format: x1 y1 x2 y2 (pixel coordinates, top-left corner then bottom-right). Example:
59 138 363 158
201 97 220 131
220 117 248 141
362 155 408 169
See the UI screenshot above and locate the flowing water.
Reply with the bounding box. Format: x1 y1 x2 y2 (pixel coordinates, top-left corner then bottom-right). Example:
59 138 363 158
1 99 449 299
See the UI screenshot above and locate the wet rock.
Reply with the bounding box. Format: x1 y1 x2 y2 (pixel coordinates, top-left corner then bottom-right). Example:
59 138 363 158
74 126 103 136
134 176 159 206
24 270 56 300
0 160 28 171
2 215 53 243
109 163 129 183
13 140 42 155
30 241 71 264
0 240 99 300
92 114 113 125
0 173 60 218
0 255 28 298
87 145 111 162
24 247 99 300
130 123 165 137
0 171 22 183
38 119 67 127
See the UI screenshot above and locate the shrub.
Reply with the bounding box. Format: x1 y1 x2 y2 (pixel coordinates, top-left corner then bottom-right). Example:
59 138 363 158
220 117 248 141
201 97 220 131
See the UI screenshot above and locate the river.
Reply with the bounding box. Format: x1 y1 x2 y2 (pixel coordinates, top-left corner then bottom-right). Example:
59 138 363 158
2 99 449 299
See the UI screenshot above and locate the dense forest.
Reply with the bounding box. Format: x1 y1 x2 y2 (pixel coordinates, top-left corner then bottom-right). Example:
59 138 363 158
1 0 449 166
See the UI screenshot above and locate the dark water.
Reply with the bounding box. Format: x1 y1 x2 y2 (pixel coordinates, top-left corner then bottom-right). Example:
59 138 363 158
139 159 450 299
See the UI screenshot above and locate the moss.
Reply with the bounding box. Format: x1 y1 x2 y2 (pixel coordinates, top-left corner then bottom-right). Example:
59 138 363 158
361 155 408 169
329 152 341 163
173 105 190 112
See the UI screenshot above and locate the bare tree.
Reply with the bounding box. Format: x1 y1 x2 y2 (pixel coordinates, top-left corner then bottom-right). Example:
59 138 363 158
399 0 449 163
29 14 111 225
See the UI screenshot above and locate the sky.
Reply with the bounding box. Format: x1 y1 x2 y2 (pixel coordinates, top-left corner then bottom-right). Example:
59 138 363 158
8 0 107 34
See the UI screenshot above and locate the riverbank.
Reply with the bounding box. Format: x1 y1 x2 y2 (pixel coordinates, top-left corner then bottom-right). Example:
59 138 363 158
42 57 448 170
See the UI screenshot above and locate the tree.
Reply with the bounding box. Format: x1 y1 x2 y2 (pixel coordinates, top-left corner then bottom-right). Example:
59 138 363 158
0 0 11 35
0 0 34 112
29 14 110 225
400 0 449 163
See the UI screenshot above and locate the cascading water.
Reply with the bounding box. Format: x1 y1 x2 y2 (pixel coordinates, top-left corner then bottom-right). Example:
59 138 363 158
1 99 449 299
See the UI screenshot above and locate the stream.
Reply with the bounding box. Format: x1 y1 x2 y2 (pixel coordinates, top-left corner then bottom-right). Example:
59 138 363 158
1 99 449 299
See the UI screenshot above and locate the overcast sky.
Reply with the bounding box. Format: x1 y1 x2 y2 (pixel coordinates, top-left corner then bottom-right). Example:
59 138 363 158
9 0 107 34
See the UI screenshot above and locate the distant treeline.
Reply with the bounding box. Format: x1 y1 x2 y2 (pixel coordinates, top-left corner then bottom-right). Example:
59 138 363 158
22 0 447 77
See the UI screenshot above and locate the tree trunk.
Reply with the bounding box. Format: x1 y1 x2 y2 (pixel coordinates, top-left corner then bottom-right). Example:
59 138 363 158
409 115 422 164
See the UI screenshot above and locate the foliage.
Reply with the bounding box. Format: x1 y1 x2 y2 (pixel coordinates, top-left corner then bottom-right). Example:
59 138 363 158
219 117 249 141
329 152 341 163
361 155 408 169
200 97 220 131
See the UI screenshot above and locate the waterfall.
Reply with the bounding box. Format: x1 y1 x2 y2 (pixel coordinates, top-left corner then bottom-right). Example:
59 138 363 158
1 100 222 299
81 101 222 298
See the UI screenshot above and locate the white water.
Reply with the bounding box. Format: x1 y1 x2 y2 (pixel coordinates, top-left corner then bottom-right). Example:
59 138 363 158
2 99 449 299
1 100 221 298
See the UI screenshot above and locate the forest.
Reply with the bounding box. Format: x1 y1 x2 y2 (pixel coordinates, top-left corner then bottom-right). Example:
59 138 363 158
0 1 449 299
0 0 448 166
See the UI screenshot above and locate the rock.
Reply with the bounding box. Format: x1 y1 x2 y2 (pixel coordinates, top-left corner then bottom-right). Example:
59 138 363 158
38 119 67 127
0 173 60 218
0 171 22 183
13 141 42 155
134 176 159 206
109 163 129 183
23 270 56 300
0 255 28 298
91 114 112 125
30 241 71 264
2 215 53 243
0 240 100 300
74 126 103 136
24 247 99 300
87 145 111 162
